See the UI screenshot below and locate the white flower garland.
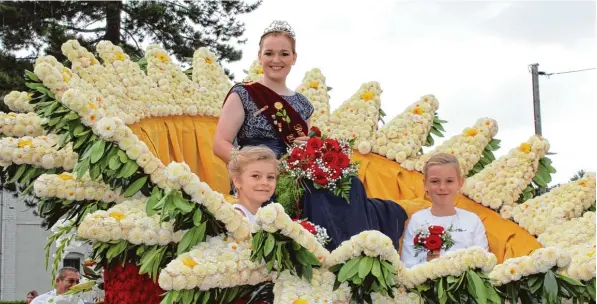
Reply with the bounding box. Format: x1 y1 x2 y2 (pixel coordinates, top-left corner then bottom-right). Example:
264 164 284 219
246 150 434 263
254 203 330 264
325 230 401 270
0 112 47 137
0 135 77 170
373 95 439 165
489 247 571 286
508 172 596 236
77 199 183 245
370 287 423 304
559 243 596 282
402 246 497 289
296 68 331 130
272 269 350 304
406 118 498 175
192 47 231 116
34 172 125 203
461 135 550 210
158 234 270 291
3 91 35 113
537 212 595 248
327 82 382 148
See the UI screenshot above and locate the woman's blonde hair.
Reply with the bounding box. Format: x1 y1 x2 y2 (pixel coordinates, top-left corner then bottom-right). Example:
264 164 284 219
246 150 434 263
228 146 279 178
259 31 296 54
423 153 462 179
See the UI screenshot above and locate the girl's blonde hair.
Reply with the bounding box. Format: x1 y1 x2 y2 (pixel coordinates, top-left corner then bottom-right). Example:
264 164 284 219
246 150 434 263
423 153 462 179
228 146 279 178
259 31 296 54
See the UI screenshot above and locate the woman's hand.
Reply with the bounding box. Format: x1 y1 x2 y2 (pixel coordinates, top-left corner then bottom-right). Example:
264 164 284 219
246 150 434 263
426 250 440 262
293 136 310 146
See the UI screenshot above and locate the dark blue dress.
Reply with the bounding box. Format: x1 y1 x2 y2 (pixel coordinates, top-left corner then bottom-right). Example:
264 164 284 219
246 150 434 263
231 85 408 251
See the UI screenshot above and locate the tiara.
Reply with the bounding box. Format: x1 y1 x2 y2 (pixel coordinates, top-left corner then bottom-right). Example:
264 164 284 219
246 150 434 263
262 20 295 40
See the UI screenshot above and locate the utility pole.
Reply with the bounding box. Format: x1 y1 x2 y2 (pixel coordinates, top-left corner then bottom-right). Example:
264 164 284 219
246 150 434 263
530 63 542 136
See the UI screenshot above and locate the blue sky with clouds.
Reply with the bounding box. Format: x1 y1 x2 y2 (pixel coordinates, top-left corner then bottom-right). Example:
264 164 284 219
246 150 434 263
227 0 596 185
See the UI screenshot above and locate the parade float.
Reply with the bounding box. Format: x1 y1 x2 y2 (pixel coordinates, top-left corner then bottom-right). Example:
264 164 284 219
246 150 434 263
1 39 595 304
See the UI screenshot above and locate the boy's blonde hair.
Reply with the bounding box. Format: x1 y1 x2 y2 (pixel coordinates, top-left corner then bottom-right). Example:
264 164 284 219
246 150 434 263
423 153 462 179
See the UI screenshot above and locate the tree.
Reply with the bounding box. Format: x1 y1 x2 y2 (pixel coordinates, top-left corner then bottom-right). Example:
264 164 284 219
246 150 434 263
570 169 586 182
0 0 261 99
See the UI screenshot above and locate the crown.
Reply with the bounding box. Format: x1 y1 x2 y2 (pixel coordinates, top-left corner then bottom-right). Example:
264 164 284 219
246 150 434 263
262 20 295 40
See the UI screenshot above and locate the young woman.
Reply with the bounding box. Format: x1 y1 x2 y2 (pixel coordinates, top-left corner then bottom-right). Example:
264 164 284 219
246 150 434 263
214 20 408 251
401 153 489 268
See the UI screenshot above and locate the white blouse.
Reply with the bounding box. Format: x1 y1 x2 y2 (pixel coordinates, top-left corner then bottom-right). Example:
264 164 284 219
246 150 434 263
401 207 489 268
233 203 257 224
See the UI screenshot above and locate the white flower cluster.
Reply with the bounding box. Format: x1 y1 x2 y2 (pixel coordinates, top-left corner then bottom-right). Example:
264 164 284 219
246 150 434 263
158 234 270 291
326 82 382 148
0 112 47 137
3 91 35 112
405 118 498 175
373 95 440 165
33 172 125 203
272 269 350 304
461 135 550 210
296 68 331 130
325 230 401 271
507 172 596 236
537 212 595 248
370 287 422 304
402 247 496 289
243 59 263 82
254 203 330 263
0 135 77 170
61 40 143 124
164 161 252 241
192 47 231 116
32 58 73 101
559 243 596 282
77 199 183 245
489 247 570 286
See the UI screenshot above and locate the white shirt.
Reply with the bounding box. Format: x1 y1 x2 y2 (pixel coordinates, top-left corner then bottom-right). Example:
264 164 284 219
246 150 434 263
400 207 489 268
30 290 85 304
233 203 257 224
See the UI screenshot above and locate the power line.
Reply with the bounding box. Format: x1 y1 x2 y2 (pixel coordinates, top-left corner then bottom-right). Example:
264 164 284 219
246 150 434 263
539 67 596 77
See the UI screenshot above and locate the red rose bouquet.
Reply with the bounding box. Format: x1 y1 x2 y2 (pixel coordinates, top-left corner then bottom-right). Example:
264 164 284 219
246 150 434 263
275 127 359 217
413 224 463 256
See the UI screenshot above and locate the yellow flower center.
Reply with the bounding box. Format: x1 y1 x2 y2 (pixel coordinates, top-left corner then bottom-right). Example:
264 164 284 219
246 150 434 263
465 128 479 137
204 57 213 64
90 58 99 65
579 181 587 187
361 91 374 101
293 299 308 304
183 258 197 268
18 139 32 148
309 81 319 89
88 102 98 109
413 106 424 115
518 143 532 153
115 52 126 61
58 173 74 180
27 93 34 100
256 66 263 74
586 251 595 258
109 211 126 222
156 53 168 64
274 102 284 110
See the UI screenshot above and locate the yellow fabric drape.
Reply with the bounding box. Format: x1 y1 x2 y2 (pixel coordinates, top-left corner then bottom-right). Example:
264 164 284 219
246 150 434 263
129 115 230 195
130 116 541 263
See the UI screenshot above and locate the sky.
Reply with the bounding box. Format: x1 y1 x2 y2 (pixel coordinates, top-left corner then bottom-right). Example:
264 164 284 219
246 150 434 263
227 0 596 186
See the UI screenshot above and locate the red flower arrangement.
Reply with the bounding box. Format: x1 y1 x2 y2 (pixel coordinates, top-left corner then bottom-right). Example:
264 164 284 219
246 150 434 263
293 218 331 246
413 224 463 256
280 127 358 203
103 262 164 304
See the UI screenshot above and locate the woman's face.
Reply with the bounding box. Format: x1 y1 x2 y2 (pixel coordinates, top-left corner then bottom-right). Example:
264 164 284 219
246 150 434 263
258 34 296 83
233 160 277 204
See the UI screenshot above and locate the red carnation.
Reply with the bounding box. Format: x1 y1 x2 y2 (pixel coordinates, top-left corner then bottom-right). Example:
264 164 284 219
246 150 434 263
425 234 443 251
413 234 421 245
336 152 350 168
329 165 342 179
324 138 341 152
289 148 305 164
428 225 445 235
309 126 322 137
313 168 329 186
299 221 317 235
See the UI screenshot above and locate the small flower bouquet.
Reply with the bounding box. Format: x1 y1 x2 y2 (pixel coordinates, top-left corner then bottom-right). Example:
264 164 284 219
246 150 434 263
413 224 463 257
293 218 331 246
